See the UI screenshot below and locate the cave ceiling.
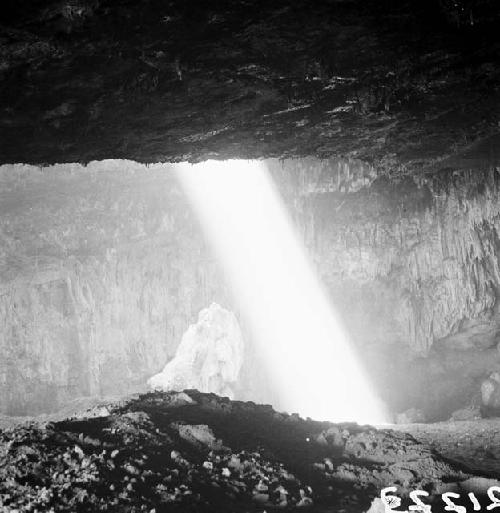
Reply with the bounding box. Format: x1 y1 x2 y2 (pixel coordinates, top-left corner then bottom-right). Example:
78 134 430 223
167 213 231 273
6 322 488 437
1 0 499 171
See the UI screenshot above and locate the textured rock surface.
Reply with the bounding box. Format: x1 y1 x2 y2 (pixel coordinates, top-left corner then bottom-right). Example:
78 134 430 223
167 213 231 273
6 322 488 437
148 303 244 398
0 0 499 169
0 391 478 512
265 153 500 359
3 156 500 417
0 161 230 415
269 154 500 417
481 371 500 416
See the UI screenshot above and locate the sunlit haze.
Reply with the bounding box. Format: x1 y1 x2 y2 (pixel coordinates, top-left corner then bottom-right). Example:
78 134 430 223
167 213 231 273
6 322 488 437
176 159 387 424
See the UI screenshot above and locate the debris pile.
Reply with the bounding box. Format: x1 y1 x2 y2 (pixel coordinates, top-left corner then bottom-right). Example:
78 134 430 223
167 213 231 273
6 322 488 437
0 391 490 512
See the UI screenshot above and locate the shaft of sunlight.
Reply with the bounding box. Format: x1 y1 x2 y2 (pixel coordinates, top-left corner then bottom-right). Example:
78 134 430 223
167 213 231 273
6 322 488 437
176 159 387 424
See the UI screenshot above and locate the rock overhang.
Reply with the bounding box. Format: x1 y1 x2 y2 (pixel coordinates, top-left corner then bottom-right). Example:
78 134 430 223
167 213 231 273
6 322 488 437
0 0 499 171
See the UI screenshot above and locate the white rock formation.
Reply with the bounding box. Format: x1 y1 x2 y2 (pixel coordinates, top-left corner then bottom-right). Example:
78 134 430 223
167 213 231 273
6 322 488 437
148 303 244 398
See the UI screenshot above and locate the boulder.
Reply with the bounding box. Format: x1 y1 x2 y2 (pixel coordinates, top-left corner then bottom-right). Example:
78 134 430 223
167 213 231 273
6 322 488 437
148 303 244 398
171 423 222 450
481 371 500 416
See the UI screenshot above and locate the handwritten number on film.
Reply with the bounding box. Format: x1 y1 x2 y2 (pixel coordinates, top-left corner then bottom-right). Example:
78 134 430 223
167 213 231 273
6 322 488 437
381 486 500 512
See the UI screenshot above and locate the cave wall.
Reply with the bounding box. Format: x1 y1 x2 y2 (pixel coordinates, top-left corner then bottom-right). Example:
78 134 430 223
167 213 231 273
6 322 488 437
0 161 229 415
2 156 500 417
272 159 500 357
267 155 500 418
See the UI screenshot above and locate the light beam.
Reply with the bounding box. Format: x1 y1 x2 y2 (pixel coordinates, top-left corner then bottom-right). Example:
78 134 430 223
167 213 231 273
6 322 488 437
176 159 387 424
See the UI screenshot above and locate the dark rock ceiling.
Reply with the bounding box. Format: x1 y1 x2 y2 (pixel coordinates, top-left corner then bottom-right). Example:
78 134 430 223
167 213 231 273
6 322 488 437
1 0 499 170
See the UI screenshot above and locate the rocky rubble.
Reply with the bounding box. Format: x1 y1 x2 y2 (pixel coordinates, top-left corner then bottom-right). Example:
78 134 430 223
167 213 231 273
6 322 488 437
0 162 231 416
0 391 486 512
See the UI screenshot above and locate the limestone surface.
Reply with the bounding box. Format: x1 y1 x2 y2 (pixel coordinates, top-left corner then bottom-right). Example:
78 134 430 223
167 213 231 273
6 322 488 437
148 303 244 398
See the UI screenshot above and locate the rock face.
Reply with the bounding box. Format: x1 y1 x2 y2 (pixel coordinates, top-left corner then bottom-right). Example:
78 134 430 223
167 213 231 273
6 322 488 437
480 372 500 416
1 0 500 169
268 154 500 418
264 152 500 358
148 303 244 398
0 161 230 415
2 156 500 418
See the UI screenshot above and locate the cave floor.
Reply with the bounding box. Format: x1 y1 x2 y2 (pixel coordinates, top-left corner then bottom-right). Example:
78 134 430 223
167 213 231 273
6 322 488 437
394 419 500 477
1 392 500 512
